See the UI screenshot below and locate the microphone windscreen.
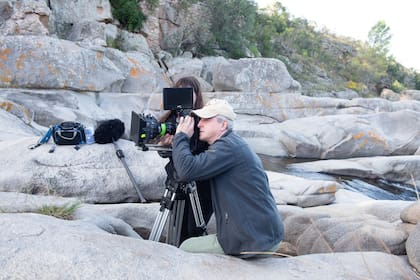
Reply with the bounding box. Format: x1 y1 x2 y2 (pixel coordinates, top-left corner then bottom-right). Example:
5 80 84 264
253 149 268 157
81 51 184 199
94 119 125 144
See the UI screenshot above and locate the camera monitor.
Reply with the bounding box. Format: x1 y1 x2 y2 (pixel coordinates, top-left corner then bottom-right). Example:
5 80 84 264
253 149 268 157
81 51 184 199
163 87 193 111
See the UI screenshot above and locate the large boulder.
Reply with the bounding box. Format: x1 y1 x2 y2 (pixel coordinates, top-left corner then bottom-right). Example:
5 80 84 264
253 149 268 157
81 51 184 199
0 36 124 91
0 108 39 140
406 222 420 272
206 92 420 122
0 213 416 280
0 89 109 129
280 200 413 256
289 155 420 187
0 137 168 203
401 202 420 224
212 58 301 92
0 0 54 35
49 0 112 38
267 171 338 207
401 89 420 101
268 110 419 158
120 52 171 93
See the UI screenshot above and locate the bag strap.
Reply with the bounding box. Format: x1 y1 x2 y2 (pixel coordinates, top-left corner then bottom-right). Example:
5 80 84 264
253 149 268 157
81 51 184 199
28 126 53 150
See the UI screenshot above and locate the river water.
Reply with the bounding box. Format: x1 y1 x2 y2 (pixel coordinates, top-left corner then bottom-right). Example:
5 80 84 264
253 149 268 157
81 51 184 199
259 154 418 201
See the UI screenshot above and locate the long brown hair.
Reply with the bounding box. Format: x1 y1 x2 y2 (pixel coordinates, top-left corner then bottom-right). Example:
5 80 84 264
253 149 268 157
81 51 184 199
175 76 204 109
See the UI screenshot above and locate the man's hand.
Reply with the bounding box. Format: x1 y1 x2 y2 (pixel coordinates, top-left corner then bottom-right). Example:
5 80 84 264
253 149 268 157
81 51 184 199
158 134 174 146
176 116 194 138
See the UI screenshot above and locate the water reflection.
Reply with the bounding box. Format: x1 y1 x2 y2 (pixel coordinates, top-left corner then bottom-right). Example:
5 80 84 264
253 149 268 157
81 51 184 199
259 154 418 201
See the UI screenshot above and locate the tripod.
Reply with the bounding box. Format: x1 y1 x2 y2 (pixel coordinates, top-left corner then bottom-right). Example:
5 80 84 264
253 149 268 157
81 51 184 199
149 176 207 247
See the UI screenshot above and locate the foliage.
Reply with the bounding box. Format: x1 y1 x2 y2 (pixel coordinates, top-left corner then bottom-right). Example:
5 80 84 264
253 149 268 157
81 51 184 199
415 73 420 90
110 0 418 94
253 2 289 57
203 0 258 58
346 80 366 92
110 0 147 32
37 202 80 220
390 80 406 93
247 3 416 95
368 20 392 55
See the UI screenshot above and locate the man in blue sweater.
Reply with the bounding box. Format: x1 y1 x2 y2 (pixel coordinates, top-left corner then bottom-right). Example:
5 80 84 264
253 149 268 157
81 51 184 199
172 99 284 258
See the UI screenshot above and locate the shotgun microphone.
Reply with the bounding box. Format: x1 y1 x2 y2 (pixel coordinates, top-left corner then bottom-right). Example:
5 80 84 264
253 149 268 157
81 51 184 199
94 119 125 144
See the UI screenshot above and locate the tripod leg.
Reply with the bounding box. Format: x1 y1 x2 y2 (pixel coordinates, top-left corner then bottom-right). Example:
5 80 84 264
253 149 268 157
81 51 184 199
187 182 207 234
167 199 185 247
149 190 175 242
149 209 169 241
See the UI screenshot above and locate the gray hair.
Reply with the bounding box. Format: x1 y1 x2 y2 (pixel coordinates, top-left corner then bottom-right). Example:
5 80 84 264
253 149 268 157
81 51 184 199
216 115 234 129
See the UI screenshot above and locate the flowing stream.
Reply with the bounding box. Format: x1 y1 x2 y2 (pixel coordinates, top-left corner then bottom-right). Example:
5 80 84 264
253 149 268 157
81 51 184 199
259 154 418 201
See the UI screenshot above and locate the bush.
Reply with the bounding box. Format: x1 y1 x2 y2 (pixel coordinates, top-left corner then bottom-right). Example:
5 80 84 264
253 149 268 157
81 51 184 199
110 0 146 32
37 202 80 220
346 80 366 93
390 80 406 93
415 73 420 90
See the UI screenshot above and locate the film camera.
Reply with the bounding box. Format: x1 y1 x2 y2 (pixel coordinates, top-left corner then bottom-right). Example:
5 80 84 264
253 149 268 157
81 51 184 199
130 87 193 151
131 87 207 246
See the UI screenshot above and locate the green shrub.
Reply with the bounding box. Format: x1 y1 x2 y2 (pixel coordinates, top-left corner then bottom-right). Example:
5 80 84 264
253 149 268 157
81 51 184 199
390 80 406 93
37 202 81 220
415 73 420 90
110 0 146 32
345 80 368 94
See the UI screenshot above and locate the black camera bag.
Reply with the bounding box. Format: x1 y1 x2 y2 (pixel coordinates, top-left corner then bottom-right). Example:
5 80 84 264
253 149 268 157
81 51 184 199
52 121 86 145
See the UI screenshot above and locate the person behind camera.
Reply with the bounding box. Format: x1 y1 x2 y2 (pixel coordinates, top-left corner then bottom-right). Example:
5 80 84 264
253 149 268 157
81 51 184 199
159 76 213 244
171 99 284 258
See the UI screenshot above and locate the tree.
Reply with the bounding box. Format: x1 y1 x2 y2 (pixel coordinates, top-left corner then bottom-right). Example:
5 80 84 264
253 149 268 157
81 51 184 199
368 20 392 55
205 0 258 58
415 72 420 90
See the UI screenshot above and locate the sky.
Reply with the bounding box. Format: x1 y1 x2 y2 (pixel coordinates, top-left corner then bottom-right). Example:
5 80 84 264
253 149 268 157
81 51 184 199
255 0 419 71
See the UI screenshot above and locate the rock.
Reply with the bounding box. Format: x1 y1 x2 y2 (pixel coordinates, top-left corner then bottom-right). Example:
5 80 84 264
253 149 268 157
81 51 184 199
0 137 168 203
120 52 171 93
381 88 400 101
0 0 54 35
0 35 124 91
296 216 408 255
0 213 416 280
0 191 80 213
49 0 112 37
205 92 420 123
167 57 203 81
333 89 359 99
0 107 40 141
0 88 108 129
273 110 420 159
279 200 414 256
401 89 420 101
67 21 107 47
117 30 154 58
401 201 420 224
212 58 301 92
406 222 420 273
83 215 142 238
267 172 338 207
0 191 163 237
289 155 420 187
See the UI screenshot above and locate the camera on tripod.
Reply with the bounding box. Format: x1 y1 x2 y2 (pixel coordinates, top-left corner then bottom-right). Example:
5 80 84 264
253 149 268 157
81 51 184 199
130 87 193 151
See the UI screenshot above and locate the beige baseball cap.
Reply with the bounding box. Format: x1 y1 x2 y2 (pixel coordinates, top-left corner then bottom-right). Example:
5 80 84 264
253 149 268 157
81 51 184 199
192 98 236 120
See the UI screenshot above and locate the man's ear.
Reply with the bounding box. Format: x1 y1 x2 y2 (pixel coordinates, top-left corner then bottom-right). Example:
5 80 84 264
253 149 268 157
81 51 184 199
221 120 228 130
